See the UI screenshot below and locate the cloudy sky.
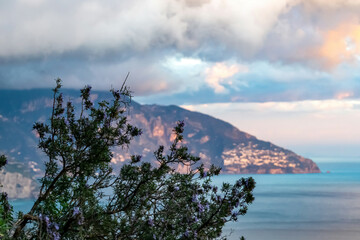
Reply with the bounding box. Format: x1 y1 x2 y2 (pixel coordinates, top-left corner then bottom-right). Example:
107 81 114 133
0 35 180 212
1 0 360 159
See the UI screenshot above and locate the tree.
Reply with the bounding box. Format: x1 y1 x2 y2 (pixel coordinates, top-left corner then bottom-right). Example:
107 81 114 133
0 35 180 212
3 79 255 239
0 155 13 238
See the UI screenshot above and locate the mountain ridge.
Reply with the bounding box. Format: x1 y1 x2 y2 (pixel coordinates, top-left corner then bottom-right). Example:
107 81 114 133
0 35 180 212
0 89 321 198
126 102 320 174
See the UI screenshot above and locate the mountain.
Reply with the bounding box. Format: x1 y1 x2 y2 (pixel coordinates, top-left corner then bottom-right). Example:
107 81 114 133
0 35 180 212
126 103 320 174
0 89 320 198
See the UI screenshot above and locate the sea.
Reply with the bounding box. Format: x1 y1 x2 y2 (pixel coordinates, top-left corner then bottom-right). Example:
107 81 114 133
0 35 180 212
10 161 360 240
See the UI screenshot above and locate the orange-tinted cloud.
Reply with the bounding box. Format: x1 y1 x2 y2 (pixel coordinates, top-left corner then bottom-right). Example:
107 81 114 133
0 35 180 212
205 62 248 93
335 91 353 100
317 22 360 69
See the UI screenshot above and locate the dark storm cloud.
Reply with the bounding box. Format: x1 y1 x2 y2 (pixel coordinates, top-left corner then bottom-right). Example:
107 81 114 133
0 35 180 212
0 53 181 95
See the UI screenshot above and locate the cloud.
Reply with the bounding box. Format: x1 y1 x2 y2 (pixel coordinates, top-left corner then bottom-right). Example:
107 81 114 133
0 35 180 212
0 0 293 60
205 62 248 93
182 99 360 114
302 0 360 10
335 91 353 100
316 22 360 69
181 98 360 150
135 58 360 105
1 0 289 92
184 0 211 7
0 54 180 95
21 98 53 113
1 0 360 101
0 114 9 122
260 2 360 68
1 0 359 65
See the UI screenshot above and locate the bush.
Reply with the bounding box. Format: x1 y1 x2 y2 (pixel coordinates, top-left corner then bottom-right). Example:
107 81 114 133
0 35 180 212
3 79 255 239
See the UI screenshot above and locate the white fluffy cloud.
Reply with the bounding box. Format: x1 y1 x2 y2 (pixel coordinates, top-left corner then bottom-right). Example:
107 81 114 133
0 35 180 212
1 0 359 62
0 0 292 59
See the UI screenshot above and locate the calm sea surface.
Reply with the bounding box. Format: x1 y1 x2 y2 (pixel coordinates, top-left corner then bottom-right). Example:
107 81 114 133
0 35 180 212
10 162 360 240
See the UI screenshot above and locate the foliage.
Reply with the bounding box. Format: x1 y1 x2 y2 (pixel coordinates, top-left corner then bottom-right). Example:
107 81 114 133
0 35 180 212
4 79 255 239
0 155 14 238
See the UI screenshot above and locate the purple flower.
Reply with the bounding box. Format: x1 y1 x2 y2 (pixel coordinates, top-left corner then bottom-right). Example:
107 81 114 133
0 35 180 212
77 215 84 225
184 230 189 237
192 195 198 203
39 214 61 239
44 216 50 226
174 186 179 191
72 207 84 225
73 207 80 216
54 223 59 231
52 231 60 240
148 218 154 227
198 203 204 213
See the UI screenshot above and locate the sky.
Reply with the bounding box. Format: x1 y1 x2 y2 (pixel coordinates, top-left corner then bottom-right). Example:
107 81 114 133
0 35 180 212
1 0 360 159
